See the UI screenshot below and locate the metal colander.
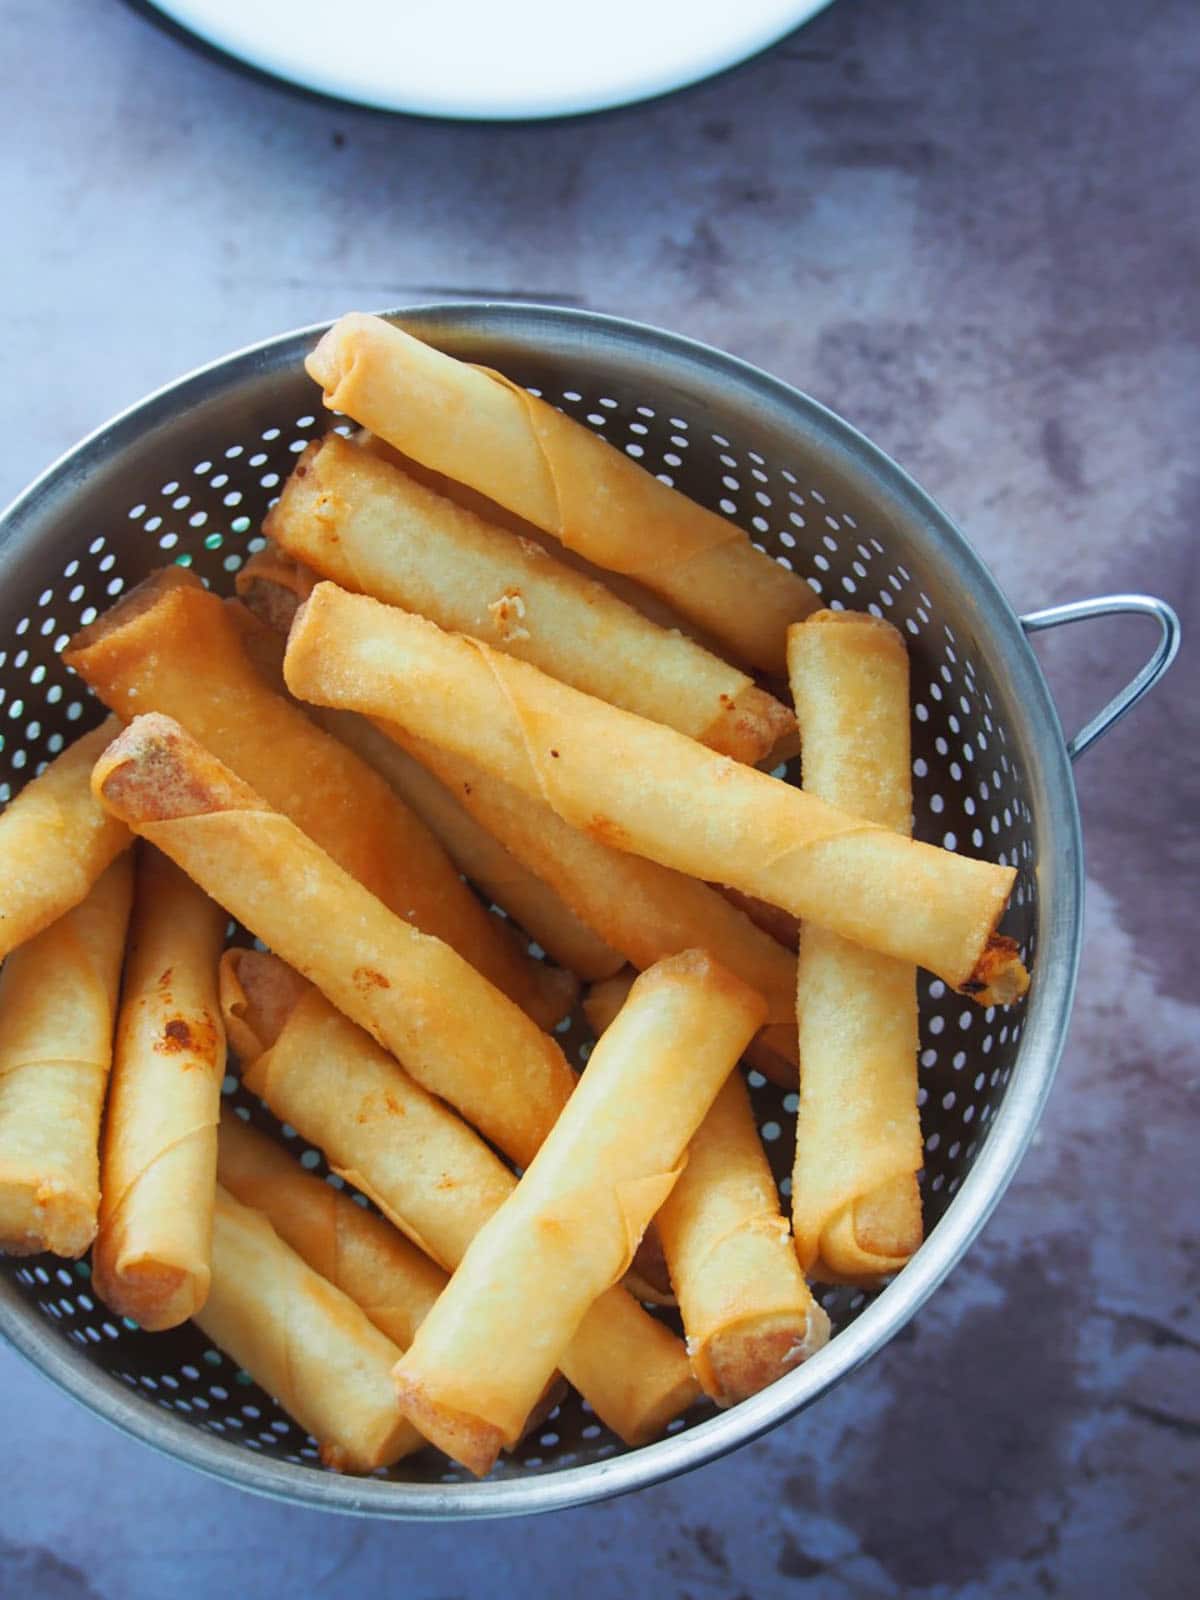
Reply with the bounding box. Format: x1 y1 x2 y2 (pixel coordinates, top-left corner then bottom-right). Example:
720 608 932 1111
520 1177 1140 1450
0 305 1179 1518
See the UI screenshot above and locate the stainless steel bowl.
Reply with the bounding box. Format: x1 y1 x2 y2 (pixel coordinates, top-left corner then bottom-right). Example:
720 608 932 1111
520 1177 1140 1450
0 304 1179 1517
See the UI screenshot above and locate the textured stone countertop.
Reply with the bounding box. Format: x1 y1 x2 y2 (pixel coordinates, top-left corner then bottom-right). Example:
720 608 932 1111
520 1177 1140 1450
1 0 1196 1595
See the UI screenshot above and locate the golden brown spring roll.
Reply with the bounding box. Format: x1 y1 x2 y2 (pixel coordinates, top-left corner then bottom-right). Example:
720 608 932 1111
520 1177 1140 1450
584 974 828 1403
790 612 925 1282
92 849 226 1328
659 1074 830 1403
234 542 790 1037
92 716 576 1172
63 569 572 1030
390 735 799 1082
267 434 794 763
351 428 728 651
216 1115 447 1351
579 969 674 1308
195 1185 423 1472
306 314 818 673
221 949 700 1449
308 706 623 984
0 718 131 963
236 548 625 982
0 856 133 1256
219 991 578 1427
585 964 796 1097
223 583 586 998
285 586 1027 1003
393 952 765 1475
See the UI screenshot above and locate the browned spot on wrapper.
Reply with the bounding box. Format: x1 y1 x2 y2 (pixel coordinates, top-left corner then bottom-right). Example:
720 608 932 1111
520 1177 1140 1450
155 1011 220 1065
353 967 391 993
487 587 531 643
587 815 630 849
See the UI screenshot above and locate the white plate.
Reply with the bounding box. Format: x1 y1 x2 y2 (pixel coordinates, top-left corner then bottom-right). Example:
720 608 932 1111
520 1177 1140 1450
147 0 836 120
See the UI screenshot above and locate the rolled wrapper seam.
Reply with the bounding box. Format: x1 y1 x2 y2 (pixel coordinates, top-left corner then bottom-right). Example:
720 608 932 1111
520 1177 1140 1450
305 314 818 672
793 930 923 1282
670 1199 831 1406
384 730 799 1051
231 548 625 985
351 427 739 657
195 1187 424 1472
282 586 1025 999
93 1118 219 1315
216 1115 447 1352
91 715 576 1173
187 809 572 1168
63 569 572 1030
312 707 625 984
0 856 134 1256
265 434 794 763
586 981 827 1407
220 950 702 1449
233 549 786 1028
92 849 226 1329
395 1169 682 1457
392 950 765 1475
0 717 131 963
325 1162 450 1275
789 610 925 1283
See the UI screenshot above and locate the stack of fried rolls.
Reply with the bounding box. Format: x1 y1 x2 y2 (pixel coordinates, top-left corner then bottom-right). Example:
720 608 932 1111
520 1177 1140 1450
304 313 820 673
63 569 573 1033
0 312 1029 1478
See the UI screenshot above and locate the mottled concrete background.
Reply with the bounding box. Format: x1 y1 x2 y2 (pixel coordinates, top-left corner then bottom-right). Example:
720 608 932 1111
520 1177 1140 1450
1 0 1196 1595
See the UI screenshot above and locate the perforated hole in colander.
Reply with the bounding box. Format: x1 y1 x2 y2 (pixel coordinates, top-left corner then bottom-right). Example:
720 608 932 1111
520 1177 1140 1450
0 338 1035 1487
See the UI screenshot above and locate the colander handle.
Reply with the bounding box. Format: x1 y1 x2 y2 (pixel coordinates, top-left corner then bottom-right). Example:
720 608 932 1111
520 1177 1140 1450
1019 593 1181 762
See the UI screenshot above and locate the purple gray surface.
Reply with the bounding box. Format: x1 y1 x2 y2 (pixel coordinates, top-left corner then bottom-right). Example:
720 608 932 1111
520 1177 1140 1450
1 0 1197 1594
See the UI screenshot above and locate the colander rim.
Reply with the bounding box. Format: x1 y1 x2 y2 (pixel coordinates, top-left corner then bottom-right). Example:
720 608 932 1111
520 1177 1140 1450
0 303 1084 1518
